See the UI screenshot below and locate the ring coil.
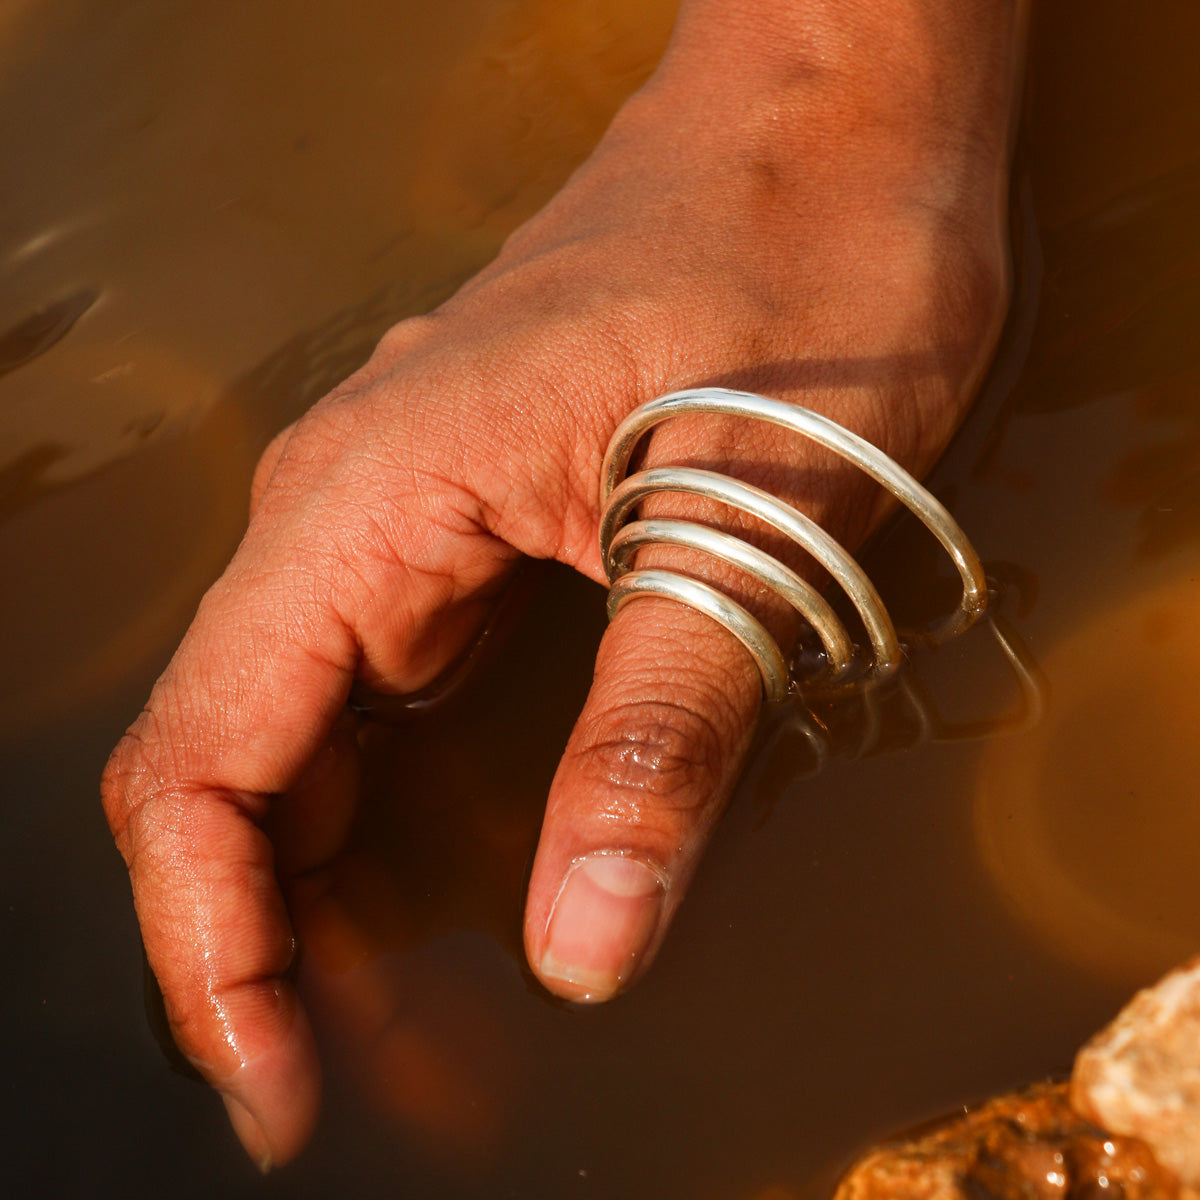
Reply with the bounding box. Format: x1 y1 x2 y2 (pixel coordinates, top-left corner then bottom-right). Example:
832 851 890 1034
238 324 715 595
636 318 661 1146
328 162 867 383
598 388 989 703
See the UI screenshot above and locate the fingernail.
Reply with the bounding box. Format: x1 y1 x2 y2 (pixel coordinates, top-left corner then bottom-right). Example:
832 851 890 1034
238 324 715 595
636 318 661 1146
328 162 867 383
539 853 666 1003
222 1093 273 1174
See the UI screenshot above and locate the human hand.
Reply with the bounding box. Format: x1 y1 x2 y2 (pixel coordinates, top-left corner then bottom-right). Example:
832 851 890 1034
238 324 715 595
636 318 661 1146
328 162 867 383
102 0 1022 1169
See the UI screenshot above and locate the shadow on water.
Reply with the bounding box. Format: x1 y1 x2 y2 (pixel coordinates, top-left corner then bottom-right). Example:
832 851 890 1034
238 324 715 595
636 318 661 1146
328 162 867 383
0 287 98 378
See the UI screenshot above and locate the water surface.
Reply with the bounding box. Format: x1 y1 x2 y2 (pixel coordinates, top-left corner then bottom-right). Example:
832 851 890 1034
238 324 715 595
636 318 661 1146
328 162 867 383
3 2 1199 1197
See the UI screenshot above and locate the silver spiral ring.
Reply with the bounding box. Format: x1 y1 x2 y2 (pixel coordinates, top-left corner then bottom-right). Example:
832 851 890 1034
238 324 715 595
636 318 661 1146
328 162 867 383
609 518 856 677
608 569 791 702
598 387 989 701
601 466 900 673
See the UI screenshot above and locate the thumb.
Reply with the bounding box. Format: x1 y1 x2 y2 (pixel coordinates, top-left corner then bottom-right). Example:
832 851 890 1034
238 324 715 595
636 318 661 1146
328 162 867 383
523 596 762 1002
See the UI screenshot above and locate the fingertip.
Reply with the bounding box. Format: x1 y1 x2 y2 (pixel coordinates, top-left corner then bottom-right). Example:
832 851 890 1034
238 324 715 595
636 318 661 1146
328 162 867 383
215 992 321 1170
530 852 667 1003
222 1095 274 1174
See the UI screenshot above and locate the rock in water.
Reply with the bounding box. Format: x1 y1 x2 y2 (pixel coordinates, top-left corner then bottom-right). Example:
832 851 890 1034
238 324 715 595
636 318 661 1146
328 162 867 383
834 1082 1184 1200
1073 955 1200 1188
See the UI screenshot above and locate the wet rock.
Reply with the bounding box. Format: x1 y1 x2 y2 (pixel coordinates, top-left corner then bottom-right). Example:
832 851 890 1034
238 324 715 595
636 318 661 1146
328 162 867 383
1072 956 1200 1189
834 1082 1184 1200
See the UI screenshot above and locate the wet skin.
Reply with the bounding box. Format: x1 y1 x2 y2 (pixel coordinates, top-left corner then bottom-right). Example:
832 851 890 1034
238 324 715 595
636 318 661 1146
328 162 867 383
101 0 1026 1170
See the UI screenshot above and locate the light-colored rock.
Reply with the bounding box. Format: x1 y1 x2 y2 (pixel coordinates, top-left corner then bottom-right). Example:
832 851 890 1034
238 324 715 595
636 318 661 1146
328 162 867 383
1073 954 1200 1188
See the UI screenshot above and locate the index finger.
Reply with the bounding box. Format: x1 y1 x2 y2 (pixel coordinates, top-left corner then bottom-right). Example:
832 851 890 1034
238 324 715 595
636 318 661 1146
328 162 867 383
101 548 359 1169
101 457 511 1168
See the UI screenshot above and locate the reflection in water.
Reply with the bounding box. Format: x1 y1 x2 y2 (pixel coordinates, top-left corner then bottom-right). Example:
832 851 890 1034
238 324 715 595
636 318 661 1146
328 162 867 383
288 567 601 1173
755 607 1046 803
976 568 1200 988
3 0 1200 1197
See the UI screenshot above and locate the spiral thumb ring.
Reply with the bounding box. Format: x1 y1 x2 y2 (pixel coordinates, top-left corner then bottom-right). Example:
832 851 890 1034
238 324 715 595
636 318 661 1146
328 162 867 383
598 388 989 703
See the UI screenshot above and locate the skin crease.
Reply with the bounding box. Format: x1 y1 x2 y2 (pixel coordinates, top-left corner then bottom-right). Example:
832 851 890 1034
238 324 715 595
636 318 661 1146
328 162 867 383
101 0 1025 1172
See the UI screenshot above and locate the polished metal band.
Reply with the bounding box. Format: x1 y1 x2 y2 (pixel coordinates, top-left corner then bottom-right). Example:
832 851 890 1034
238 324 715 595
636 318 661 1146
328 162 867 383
608 517 856 677
608 569 791 702
598 387 989 701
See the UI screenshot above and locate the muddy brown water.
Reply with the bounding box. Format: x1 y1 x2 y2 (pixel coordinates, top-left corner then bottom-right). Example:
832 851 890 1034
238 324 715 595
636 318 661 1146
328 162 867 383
2 2 1199 1197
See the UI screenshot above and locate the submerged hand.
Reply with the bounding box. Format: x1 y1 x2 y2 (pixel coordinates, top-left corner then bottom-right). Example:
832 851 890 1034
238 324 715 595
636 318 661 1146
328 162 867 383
102 0 1021 1170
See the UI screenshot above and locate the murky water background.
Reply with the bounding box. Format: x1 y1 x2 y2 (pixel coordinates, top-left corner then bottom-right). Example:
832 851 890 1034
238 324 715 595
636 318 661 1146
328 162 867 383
2 1 1199 1197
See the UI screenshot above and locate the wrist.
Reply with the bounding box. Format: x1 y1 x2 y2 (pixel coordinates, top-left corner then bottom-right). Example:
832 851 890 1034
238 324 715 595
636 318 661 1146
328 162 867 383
641 0 1023 216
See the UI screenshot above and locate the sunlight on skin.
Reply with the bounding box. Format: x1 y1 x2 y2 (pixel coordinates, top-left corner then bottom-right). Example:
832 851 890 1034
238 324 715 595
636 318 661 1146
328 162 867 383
102 0 1026 1169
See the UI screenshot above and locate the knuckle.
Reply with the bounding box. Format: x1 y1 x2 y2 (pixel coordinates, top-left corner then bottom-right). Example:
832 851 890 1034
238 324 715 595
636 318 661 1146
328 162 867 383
373 312 439 360
571 698 727 813
249 424 294 508
100 707 188 870
272 404 358 482
154 965 217 1058
100 717 157 836
254 387 445 515
161 987 201 1045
